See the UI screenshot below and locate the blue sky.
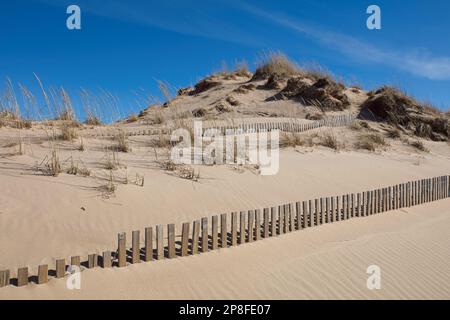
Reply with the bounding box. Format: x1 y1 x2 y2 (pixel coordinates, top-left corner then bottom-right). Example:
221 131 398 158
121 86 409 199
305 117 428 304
1 0 449 120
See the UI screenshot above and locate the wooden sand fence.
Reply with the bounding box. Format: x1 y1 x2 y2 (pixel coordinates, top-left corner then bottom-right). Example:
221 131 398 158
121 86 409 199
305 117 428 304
1 174 448 288
83 114 355 138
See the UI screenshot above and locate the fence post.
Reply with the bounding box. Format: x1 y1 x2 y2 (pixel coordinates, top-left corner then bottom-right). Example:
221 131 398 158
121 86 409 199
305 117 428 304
132 230 140 264
308 200 314 226
248 210 255 242
255 209 261 240
0 270 10 288
71 256 80 267
102 251 112 268
167 224 176 258
314 199 319 225
231 212 238 245
271 207 277 236
144 227 153 262
296 202 302 230
37 264 48 284
289 204 295 231
240 211 246 244
278 205 284 234
221 213 228 248
56 259 66 277
17 267 28 287
88 254 98 268
118 232 126 267
336 196 341 221
263 208 270 237
201 218 209 252
156 225 164 260
302 201 308 228
284 204 290 232
319 198 324 224
181 222 190 257
192 220 200 254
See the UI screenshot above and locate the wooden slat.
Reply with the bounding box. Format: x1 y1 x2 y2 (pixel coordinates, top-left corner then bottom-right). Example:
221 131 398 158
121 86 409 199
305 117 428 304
270 207 277 236
314 199 319 226
144 227 153 262
302 201 308 228
56 259 66 277
17 267 28 287
231 213 238 246
240 211 246 244
201 218 209 252
248 210 255 242
263 208 270 237
38 264 48 284
71 256 81 267
296 202 302 230
167 224 176 258
102 251 112 268
0 270 10 288
283 204 289 233
132 230 140 264
181 222 190 257
117 232 126 267
211 215 219 250
278 205 284 234
88 254 98 268
192 220 200 254
255 209 261 240
221 213 228 248
308 200 313 227
156 225 164 260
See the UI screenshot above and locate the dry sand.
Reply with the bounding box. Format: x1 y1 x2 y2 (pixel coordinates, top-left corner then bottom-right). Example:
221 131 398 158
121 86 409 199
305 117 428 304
1 199 449 300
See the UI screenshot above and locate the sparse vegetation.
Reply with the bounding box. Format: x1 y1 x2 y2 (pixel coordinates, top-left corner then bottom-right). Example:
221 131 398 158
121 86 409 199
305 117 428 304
409 140 429 152
386 128 401 139
114 130 130 152
60 126 78 141
354 133 388 151
319 131 340 150
253 52 301 80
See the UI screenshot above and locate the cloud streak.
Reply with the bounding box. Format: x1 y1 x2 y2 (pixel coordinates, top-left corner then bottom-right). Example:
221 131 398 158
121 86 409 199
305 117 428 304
239 3 450 81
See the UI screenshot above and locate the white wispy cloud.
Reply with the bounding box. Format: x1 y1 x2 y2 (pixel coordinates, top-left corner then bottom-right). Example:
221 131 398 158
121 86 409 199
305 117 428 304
239 3 450 81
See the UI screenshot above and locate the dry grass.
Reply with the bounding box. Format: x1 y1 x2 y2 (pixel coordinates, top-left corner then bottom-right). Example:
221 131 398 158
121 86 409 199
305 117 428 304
85 114 102 126
319 131 340 150
127 113 139 123
354 133 388 151
386 128 401 139
104 149 120 170
253 52 301 80
280 133 304 148
114 131 130 152
409 140 429 152
60 126 78 141
38 149 62 176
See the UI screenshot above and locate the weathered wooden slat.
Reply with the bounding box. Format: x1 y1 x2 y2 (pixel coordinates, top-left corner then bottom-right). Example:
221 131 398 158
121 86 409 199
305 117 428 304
284 204 290 232
240 211 246 244
117 232 126 267
55 259 66 277
17 267 28 287
231 213 238 246
38 264 48 284
181 222 190 257
156 225 164 259
132 230 140 264
102 251 112 268
278 205 284 234
254 209 261 240
201 218 209 252
211 215 219 250
271 207 277 236
192 220 200 254
88 254 98 268
71 256 81 267
308 200 314 226
263 208 270 237
248 210 255 242
315 199 320 226
302 201 308 228
0 270 10 288
144 227 153 262
220 213 228 248
167 224 176 258
296 202 302 230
